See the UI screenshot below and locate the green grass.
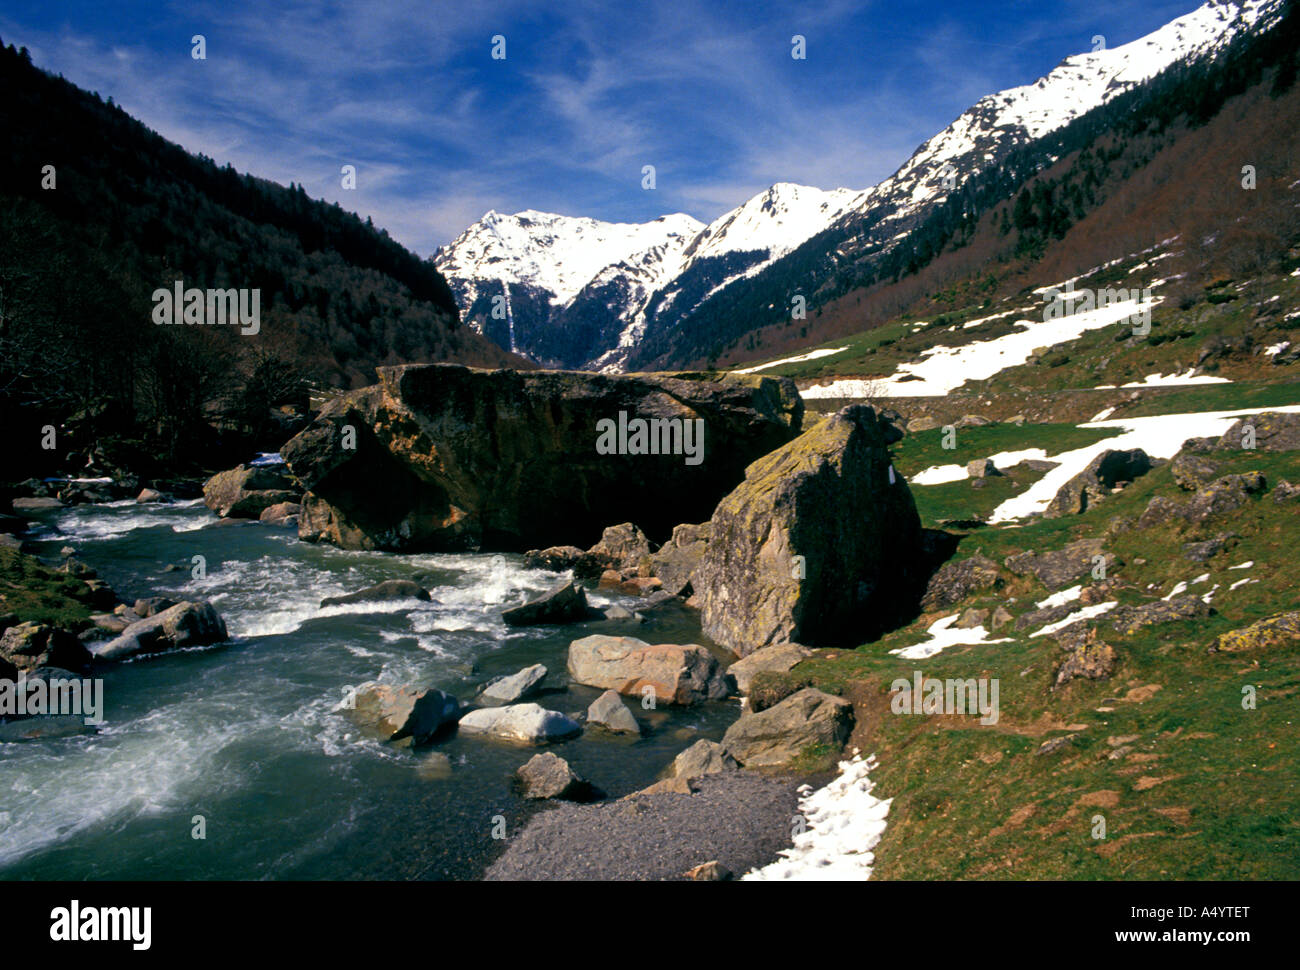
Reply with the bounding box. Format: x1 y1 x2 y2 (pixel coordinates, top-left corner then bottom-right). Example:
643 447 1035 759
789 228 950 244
0 547 95 629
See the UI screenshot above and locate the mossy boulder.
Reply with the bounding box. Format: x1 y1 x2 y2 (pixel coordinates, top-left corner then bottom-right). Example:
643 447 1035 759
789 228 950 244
1214 612 1300 653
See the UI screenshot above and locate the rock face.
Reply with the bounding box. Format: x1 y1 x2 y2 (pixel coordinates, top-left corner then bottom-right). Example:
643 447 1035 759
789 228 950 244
320 580 431 608
1137 473 1267 529
457 703 582 744
0 623 91 673
344 683 460 745
721 688 854 768
567 635 728 705
586 689 641 735
480 664 549 704
502 582 592 626
697 405 922 656
1213 412 1300 452
725 642 811 695
281 364 802 552
91 601 228 662
921 554 1002 611
202 465 299 519
259 501 302 527
1004 539 1114 590
1045 449 1152 517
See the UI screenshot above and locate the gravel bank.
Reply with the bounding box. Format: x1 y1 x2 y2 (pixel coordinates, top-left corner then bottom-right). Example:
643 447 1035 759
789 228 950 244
485 771 804 880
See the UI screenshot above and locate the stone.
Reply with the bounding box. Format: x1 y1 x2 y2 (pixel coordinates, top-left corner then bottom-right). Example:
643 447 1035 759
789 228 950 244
1053 628 1118 687
1106 596 1210 636
990 606 1014 630
480 664 549 704
344 683 461 745
502 581 593 626
907 416 941 433
721 688 854 768
1273 480 1300 503
522 545 588 572
516 752 592 800
91 600 228 662
1182 534 1237 562
281 364 802 552
258 501 302 527
133 596 177 618
588 523 653 576
135 488 168 503
958 414 991 427
1004 539 1115 590
954 608 990 630
567 635 729 705
457 703 582 744
1170 453 1220 491
1213 612 1300 653
1212 412 1300 452
670 739 737 779
697 405 922 656
725 642 811 694
920 554 1002 611
0 622 92 673
586 689 641 735
603 604 634 621
320 579 431 608
967 458 1000 479
647 522 710 596
202 464 299 519
1044 449 1152 517
684 860 733 881
12 497 63 510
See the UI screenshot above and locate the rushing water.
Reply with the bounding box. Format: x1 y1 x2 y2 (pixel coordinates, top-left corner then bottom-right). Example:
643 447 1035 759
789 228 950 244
0 500 739 880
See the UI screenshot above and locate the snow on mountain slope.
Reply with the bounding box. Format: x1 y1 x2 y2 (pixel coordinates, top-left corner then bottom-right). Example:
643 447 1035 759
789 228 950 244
434 209 703 309
684 182 860 265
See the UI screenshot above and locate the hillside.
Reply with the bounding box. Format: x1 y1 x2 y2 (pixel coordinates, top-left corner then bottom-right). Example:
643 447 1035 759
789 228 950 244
0 39 524 479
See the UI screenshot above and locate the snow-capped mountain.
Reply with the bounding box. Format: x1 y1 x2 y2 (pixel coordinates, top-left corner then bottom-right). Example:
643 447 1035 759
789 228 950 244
436 0 1282 371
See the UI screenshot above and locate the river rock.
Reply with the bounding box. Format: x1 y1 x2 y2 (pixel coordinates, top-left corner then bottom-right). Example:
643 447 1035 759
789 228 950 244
725 642 811 694
202 464 299 519
586 689 641 735
133 596 177 618
589 523 653 575
515 752 592 800
91 600 228 662
457 703 582 744
721 688 854 768
0 622 92 673
697 405 922 656
259 501 301 527
281 364 802 552
567 635 728 705
344 683 460 745
320 579 431 608
647 522 710 596
480 664 548 704
135 487 168 503
502 581 592 626
670 739 737 779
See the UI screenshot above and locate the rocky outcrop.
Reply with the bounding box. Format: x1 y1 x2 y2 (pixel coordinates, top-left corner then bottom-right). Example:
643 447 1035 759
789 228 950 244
647 522 710 596
479 664 548 704
90 601 228 662
502 582 593 626
1212 412 1300 452
1053 626 1118 687
457 703 582 744
343 683 460 745
721 688 854 768
1044 449 1152 517
202 465 300 519
282 364 802 552
1136 473 1267 529
567 635 728 705
1213 612 1300 652
320 579 431 608
697 405 922 656
920 554 1002 611
258 501 301 527
1106 596 1209 636
1004 539 1114 590
586 689 641 734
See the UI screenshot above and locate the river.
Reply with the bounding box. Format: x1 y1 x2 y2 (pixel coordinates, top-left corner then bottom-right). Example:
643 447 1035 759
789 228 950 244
0 499 738 879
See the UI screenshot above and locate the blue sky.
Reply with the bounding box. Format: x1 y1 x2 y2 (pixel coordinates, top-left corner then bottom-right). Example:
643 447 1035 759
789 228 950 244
2 0 1201 255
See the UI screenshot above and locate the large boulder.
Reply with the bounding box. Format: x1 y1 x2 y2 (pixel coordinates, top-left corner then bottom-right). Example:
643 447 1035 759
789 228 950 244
567 635 729 705
1214 612 1300 653
1044 449 1152 517
281 364 802 552
721 688 854 768
696 405 922 656
202 464 299 519
515 752 594 800
343 683 460 745
457 703 582 744
670 739 737 779
0 622 92 673
91 600 228 662
588 523 653 576
1212 412 1300 452
502 582 592 626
